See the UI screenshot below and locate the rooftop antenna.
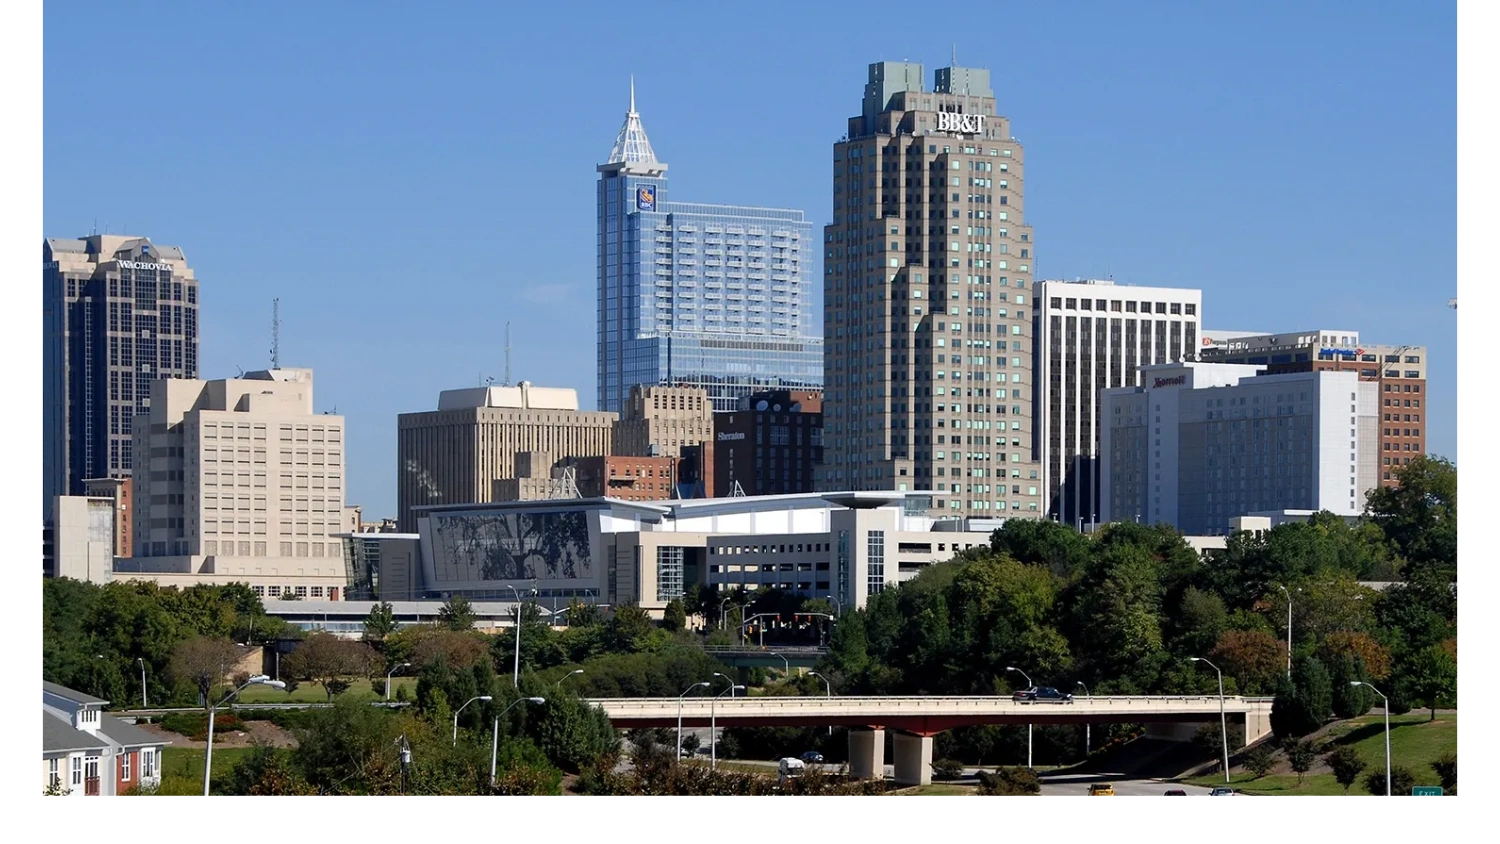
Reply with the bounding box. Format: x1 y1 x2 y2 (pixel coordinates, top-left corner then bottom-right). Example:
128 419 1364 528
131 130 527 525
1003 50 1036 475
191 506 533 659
952 44 957 65
271 298 281 369
504 322 512 386
629 75 636 114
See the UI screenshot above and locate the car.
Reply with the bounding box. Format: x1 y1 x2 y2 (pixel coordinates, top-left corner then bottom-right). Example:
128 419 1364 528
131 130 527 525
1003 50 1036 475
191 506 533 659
1209 787 1237 796
1163 789 1188 796
800 751 824 764
1088 783 1115 796
1012 686 1075 704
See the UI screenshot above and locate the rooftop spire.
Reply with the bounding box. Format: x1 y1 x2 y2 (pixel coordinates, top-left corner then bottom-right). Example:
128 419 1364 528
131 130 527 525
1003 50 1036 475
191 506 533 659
607 76 659 166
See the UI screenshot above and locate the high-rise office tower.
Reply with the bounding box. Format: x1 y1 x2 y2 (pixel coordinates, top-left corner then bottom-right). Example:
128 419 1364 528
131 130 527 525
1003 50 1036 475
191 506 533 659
818 61 1043 519
44 235 200 513
1036 280 1201 526
596 83 822 415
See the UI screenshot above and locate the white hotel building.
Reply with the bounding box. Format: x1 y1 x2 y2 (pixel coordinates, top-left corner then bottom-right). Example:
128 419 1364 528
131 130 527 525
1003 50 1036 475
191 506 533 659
1099 362 1378 535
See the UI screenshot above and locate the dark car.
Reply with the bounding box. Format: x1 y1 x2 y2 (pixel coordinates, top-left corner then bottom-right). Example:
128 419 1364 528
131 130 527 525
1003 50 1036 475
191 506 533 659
1012 686 1074 704
800 751 824 764
1163 789 1188 796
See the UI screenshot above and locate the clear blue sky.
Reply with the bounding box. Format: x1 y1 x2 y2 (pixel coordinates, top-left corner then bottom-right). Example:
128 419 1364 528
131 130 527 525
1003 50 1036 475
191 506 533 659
43 1 1456 518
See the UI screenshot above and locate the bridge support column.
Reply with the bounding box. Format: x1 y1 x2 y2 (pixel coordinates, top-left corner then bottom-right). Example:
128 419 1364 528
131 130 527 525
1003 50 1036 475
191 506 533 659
1242 709 1272 747
892 732 933 787
847 728 885 781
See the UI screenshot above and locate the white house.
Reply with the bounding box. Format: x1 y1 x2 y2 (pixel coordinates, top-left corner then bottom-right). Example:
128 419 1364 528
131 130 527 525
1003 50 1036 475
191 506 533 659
42 681 166 796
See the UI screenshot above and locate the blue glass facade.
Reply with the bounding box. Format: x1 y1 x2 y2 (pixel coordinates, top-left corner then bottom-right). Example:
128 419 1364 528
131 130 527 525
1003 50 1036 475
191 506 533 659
597 107 822 414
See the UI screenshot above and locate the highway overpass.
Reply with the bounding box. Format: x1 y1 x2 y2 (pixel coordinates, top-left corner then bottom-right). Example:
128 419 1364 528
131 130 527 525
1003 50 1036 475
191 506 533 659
586 694 1273 786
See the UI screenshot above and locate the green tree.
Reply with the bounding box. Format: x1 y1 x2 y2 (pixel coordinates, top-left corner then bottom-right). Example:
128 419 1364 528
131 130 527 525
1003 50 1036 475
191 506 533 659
1324 745 1367 793
661 600 686 632
1244 745 1277 779
1209 629 1287 696
1431 753 1456 794
606 603 657 652
438 595 477 631
170 636 243 708
223 743 316 795
989 519 1093 577
1170 586 1227 656
1330 654 1374 719
1286 739 1316 785
529 695 620 773
1364 765 1416 796
1364 455 1457 578
1396 643 1457 721
281 633 381 702
363 602 398 641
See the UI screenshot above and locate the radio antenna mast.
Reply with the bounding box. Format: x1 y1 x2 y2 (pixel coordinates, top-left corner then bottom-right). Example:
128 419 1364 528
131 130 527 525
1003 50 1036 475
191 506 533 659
504 322 512 386
271 298 281 369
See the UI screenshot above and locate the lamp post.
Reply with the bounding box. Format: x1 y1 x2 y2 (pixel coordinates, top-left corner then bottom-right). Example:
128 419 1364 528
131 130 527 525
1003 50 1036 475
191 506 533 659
770 652 789 677
710 682 745 770
490 697 545 786
1274 584 1293 679
824 594 843 617
452 694 494 746
555 669 584 691
205 675 285 795
1005 666 1034 769
504 585 534 689
136 658 147 708
385 662 410 702
677 681 711 764
1076 681 1091 757
1351 681 1391 796
714 671 735 698
1191 657 1230 783
718 595 731 631
809 671 833 736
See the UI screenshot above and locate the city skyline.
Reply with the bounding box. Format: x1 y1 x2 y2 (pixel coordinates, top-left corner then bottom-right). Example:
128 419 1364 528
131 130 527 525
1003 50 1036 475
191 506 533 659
41 1 1457 516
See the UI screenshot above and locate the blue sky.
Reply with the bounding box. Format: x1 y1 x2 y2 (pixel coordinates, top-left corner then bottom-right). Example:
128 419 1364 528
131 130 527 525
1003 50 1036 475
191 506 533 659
43 1 1456 517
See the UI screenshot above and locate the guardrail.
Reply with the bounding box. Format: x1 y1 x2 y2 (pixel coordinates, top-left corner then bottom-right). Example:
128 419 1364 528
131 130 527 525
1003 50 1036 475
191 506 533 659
586 695 1274 717
701 646 827 654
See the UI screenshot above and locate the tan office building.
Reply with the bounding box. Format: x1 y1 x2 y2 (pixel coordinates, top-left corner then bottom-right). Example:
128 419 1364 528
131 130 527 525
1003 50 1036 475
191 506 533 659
396 382 615 531
819 60 1044 519
613 384 714 458
113 368 349 600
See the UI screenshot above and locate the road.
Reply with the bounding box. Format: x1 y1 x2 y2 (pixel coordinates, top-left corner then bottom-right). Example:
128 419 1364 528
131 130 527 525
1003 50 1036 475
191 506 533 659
1037 772 1216 796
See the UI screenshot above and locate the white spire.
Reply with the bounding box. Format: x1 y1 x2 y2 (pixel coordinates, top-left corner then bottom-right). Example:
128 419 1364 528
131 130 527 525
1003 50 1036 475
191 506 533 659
607 76 658 166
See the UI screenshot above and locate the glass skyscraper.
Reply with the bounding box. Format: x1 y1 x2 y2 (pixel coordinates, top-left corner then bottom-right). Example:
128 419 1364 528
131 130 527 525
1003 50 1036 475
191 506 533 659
596 85 822 414
43 235 200 514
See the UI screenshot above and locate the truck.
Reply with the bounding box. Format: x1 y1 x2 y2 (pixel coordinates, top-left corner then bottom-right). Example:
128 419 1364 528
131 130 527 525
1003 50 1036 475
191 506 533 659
778 757 806 780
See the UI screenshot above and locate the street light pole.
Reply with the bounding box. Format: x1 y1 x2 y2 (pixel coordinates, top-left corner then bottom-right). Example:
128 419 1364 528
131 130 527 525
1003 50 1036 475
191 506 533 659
453 694 494 746
205 675 285 795
1076 681 1091 757
770 652 789 677
1006 666 1034 769
710 682 744 770
1275 584 1293 679
136 658 147 708
677 681 710 764
504 585 532 689
490 697 545 787
1352 682 1392 796
555 669 584 692
1192 657 1230 783
714 671 735 698
385 662 410 702
809 671 833 736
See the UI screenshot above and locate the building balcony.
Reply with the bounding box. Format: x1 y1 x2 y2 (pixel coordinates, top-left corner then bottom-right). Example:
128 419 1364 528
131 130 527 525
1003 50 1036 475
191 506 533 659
84 777 100 796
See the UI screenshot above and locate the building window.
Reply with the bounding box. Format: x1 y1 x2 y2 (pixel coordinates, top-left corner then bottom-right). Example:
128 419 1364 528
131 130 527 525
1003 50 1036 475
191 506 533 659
656 546 685 602
867 530 886 596
121 752 131 781
141 749 156 779
71 756 82 787
48 758 60 790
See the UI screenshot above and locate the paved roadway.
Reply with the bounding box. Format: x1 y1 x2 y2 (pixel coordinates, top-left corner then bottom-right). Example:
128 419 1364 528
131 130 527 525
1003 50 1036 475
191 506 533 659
1037 772 1216 796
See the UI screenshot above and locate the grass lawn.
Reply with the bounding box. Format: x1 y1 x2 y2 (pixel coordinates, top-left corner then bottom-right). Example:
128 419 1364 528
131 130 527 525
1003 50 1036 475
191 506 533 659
161 749 252 785
891 783 978 796
1185 712 1456 795
233 676 417 704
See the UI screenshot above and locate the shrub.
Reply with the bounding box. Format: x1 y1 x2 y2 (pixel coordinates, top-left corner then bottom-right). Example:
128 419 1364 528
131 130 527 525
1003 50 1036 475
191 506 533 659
1431 753 1456 794
1324 745 1367 794
931 758 965 780
976 766 1040 795
1244 745 1277 779
1364 765 1416 796
160 712 245 741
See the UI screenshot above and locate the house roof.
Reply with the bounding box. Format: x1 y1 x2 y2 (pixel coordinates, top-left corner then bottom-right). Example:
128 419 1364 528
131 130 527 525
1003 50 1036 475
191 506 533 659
42 714 108 755
98 714 167 749
42 680 108 706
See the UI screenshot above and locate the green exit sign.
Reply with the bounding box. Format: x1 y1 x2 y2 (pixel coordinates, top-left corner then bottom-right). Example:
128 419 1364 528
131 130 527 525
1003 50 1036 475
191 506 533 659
1412 786 1444 796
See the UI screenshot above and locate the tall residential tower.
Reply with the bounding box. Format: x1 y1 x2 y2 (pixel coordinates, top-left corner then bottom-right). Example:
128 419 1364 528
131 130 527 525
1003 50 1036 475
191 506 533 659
596 83 822 414
818 61 1043 520
43 236 200 512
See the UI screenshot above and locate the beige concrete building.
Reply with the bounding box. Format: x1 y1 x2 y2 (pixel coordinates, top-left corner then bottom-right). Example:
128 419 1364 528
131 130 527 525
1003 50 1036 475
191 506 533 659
112 368 349 600
396 382 615 531
81 477 132 558
44 496 116 583
613 384 714 458
818 61 1044 520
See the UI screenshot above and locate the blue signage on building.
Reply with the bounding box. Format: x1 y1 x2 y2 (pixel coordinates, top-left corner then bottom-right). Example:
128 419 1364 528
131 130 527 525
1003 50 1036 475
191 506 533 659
636 186 656 211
